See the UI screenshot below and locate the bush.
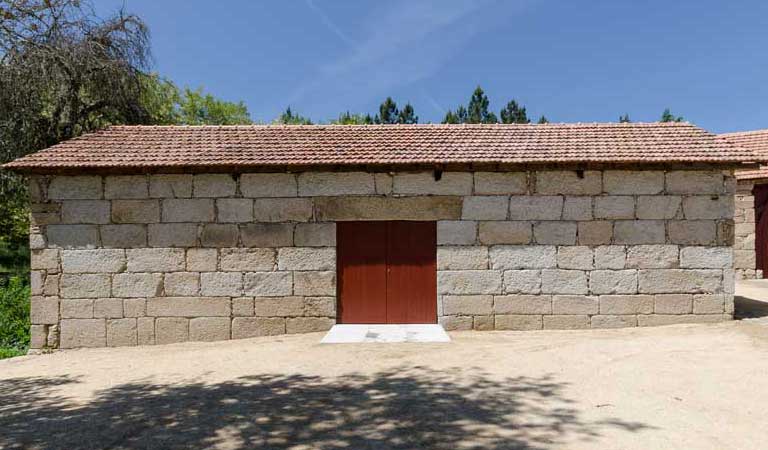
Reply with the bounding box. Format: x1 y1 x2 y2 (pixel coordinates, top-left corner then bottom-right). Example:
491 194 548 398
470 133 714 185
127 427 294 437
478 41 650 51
0 276 30 357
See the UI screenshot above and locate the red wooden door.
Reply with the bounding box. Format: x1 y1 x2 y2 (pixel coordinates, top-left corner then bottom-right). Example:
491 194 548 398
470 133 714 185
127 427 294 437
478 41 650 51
754 185 768 278
337 221 437 324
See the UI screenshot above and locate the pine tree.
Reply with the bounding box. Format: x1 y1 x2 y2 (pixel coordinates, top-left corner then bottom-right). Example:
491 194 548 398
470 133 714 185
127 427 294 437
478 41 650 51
537 115 549 124
466 86 498 123
619 114 631 123
398 103 418 124
275 107 312 125
500 100 530 124
660 108 684 123
375 97 400 124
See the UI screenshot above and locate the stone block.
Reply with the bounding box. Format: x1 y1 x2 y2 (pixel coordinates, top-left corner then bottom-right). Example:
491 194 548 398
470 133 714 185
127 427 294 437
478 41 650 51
30 296 59 324
392 172 473 195
62 249 125 273
30 325 47 349
253 198 313 222
304 297 335 317
101 224 147 248
62 200 111 224
437 221 477 245
495 315 543 330
232 297 255 316
557 246 593 269
315 196 462 221
30 203 61 226
30 233 46 250
48 176 102 200
654 294 693 314
693 294 724 314
111 200 160 223
28 176 45 202
680 247 732 269
148 223 198 247
591 315 637 329
734 250 756 270
278 247 335 270
60 274 110 298
200 272 243 296
668 220 717 245
60 319 106 348
594 196 635 219
437 246 488 270
94 298 124 318
626 245 679 269
594 246 626 269
61 298 93 318
147 297 231 317
474 172 527 195
107 318 137 347
124 298 146 317
193 174 236 197
162 199 215 222
442 295 493 315
127 248 185 272
635 196 682 220
164 272 200 296
502 270 541 294
149 174 192 198
240 173 297 197
297 172 376 196
189 317 231 341
637 314 725 327
31 249 60 270
478 221 531 245
437 270 503 294
105 176 148 199
603 170 664 195
293 271 336 296
666 171 724 195
286 317 335 334
489 245 556 269
682 196 734 220
217 198 254 223
494 294 551 314
440 315 474 331
112 273 163 298
155 317 189 344
508 196 563 220
137 317 155 345
473 315 494 331
535 170 601 195
232 317 286 338
374 173 393 195
244 272 293 296
294 223 336 247
187 248 218 272
541 270 588 295
462 196 508 220
562 197 593 220
534 221 577 245
613 220 665 244
552 295 597 314
241 223 295 247
638 269 722 294
30 271 43 295
201 224 239 247
599 294 653 314
47 225 100 248
577 221 613 245
543 315 590 330
589 269 637 295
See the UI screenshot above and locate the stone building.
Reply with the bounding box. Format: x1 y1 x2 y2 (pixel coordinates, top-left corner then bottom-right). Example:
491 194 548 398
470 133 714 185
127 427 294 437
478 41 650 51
4 123 762 350
718 130 768 279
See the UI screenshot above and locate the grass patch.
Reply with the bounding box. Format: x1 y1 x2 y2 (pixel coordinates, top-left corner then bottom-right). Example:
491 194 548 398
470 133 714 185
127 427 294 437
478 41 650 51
0 276 30 359
0 346 27 359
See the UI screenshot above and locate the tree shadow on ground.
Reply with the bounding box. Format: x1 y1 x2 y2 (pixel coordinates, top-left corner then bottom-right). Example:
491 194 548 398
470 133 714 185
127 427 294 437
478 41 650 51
0 367 651 450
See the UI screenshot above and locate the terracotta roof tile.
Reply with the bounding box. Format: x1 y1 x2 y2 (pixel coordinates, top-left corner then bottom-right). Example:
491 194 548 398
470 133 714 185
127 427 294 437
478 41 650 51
4 122 762 173
719 129 768 180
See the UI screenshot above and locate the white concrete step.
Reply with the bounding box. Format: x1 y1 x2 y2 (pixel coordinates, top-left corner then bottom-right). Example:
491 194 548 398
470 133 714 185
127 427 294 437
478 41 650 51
320 324 451 343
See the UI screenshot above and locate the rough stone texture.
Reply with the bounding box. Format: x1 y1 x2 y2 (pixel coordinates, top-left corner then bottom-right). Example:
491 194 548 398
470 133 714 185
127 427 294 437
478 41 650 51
111 200 160 224
127 248 185 272
190 317 231 342
253 198 313 222
241 223 294 247
599 295 654 314
509 196 562 220
149 174 192 198
62 200 111 224
502 270 541 294
591 315 638 329
494 295 551 314
668 221 717 245
102 224 147 248
162 199 215 222
533 222 577 245
589 270 637 295
240 173 298 198
105 176 148 199
613 221 665 244
594 196 635 220
147 297 230 317
278 247 335 271
286 317 335 334
244 272 293 296
201 224 239 247
654 294 693 314
217 199 254 223
61 298 94 319
48 176 102 200
293 271 335 296
94 298 124 318
638 270 722 294
107 318 137 347
442 295 493 315
541 270 588 295
557 246 593 270
636 196 682 220
495 315 542 330
298 172 375 196
155 317 189 344
474 172 527 195
535 170 601 195
315 196 462 221
594 246 626 269
543 315 590 330
112 273 163 298
733 181 759 279
552 295 598 314
438 271 502 295
440 315 473 331
164 272 200 296
577 221 613 245
60 319 106 348
232 317 286 338
137 317 155 345
31 296 59 324
489 245 556 269
62 249 125 273
60 274 110 298
680 247 732 269
563 197 592 221
186 248 218 272
666 171 724 195
682 196 734 220
603 171 664 195
148 223 198 247
626 245 679 269
462 196 508 220
47 225 100 248
123 298 146 317
220 248 275 272
477 221 531 245
194 174 236 198
437 247 488 270
437 221 477 245
393 172 473 195
200 273 243 296
294 223 336 247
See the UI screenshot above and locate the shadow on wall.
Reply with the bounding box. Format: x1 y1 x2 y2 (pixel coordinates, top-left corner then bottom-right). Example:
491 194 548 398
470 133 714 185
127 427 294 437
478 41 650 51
0 367 652 449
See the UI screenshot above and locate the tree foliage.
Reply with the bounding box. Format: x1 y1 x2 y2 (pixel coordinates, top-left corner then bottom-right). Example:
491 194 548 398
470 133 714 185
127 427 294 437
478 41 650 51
536 115 549 124
275 107 312 125
373 97 417 124
332 111 374 125
500 100 530 124
619 114 631 123
660 108 684 123
443 86 542 124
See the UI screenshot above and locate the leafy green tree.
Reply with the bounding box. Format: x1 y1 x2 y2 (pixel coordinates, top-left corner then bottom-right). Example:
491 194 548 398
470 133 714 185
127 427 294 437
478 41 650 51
537 115 549 124
467 86 498 124
275 107 312 125
375 97 399 124
500 100 530 124
332 111 374 125
619 114 631 123
660 108 684 123
178 88 250 125
397 103 418 124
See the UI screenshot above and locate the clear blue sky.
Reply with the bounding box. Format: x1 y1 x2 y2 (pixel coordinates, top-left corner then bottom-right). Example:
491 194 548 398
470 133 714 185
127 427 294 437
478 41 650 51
98 0 767 133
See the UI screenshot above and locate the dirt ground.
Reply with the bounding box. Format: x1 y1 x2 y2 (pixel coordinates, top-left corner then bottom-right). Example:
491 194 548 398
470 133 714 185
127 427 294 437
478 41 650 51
2 302 768 449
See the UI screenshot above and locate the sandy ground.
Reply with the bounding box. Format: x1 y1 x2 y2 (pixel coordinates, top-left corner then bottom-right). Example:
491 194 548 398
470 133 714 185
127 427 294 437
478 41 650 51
2 296 768 449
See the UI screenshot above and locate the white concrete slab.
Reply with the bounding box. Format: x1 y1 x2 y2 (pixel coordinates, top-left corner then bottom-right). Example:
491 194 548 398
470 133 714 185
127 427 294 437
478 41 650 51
320 324 451 344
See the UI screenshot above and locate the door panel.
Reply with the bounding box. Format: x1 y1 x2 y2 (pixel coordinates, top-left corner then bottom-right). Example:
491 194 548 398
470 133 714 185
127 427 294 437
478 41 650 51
337 222 388 323
386 221 437 323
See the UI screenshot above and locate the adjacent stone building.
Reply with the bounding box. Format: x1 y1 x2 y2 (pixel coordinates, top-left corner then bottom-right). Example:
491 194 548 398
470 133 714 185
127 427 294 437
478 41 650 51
4 123 762 350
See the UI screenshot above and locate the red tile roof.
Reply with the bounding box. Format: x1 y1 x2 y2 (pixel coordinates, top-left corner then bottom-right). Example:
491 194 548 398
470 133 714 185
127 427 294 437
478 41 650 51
4 123 762 173
719 129 768 180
